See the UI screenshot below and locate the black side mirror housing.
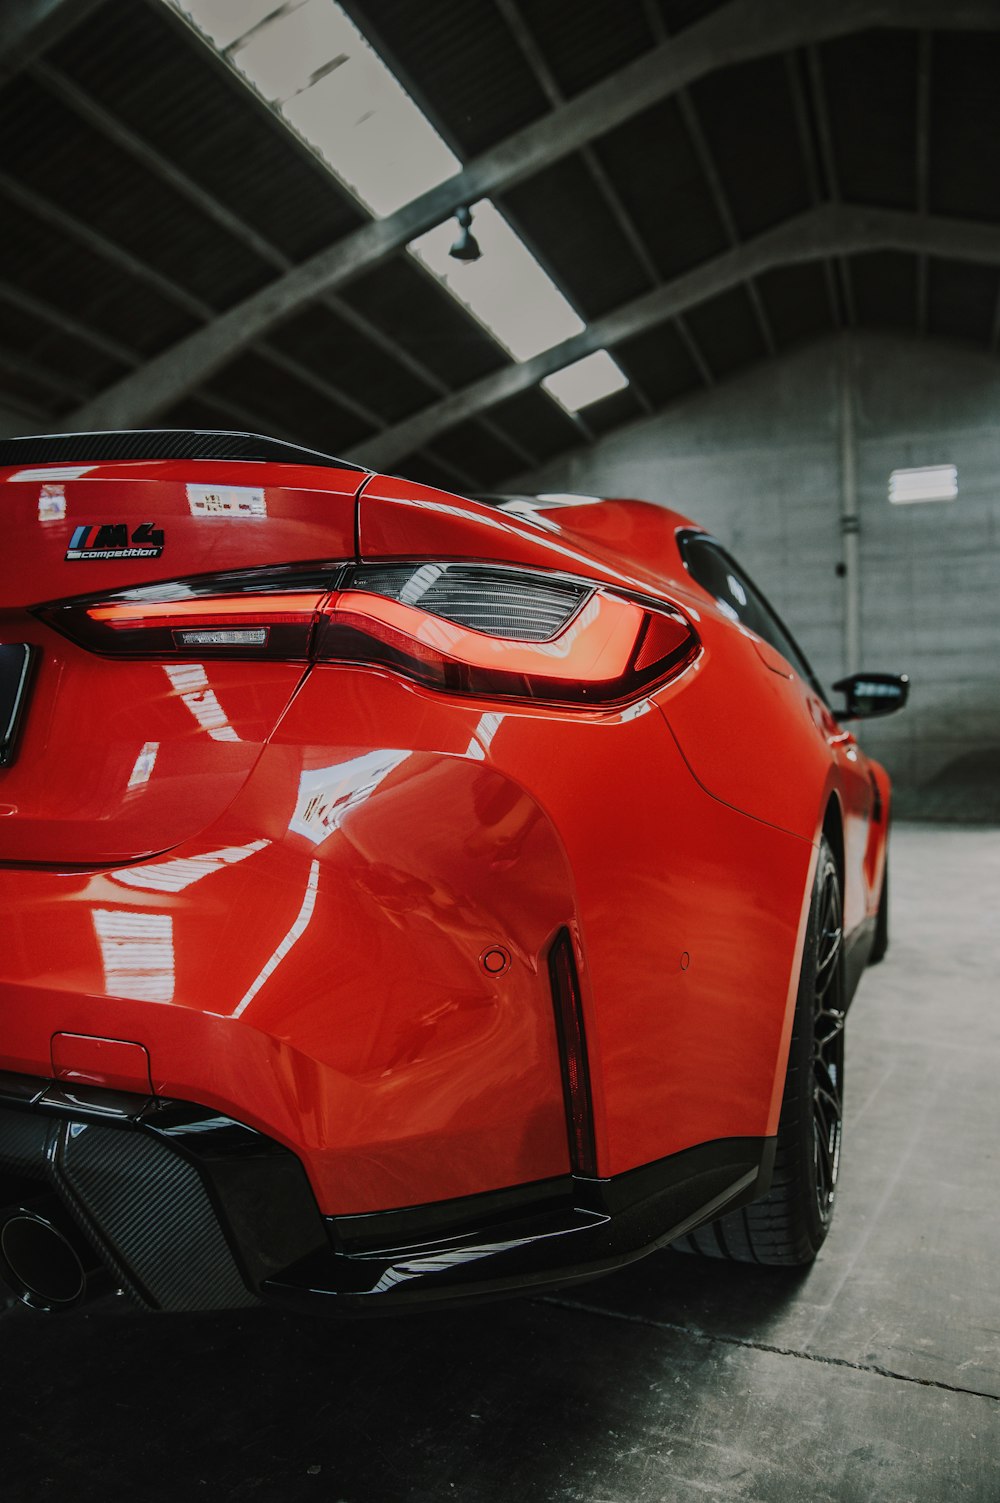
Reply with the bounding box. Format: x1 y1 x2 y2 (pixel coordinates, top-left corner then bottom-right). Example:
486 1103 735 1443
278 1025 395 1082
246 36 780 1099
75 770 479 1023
832 672 910 721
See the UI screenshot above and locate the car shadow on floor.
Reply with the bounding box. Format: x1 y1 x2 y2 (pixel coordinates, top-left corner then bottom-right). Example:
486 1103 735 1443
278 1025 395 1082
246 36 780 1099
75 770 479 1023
552 1243 816 1339
1 1247 816 1503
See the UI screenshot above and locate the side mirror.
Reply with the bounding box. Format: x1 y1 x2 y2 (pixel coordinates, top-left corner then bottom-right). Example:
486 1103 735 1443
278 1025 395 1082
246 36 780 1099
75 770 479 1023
832 672 909 721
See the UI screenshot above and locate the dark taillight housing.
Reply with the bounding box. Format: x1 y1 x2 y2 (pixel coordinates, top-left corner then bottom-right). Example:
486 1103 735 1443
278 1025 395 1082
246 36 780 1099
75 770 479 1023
317 563 699 706
35 561 699 707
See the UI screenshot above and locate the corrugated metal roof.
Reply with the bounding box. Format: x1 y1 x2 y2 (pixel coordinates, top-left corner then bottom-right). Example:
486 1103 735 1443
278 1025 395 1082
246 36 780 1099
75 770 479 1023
687 54 815 237
591 99 730 281
498 156 654 320
51 0 368 255
338 0 550 157
931 32 1000 223
514 0 655 100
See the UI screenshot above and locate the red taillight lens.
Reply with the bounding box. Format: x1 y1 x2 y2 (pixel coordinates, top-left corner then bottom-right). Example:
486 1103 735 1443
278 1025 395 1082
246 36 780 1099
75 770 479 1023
35 566 338 660
35 562 699 706
86 593 326 658
317 586 696 705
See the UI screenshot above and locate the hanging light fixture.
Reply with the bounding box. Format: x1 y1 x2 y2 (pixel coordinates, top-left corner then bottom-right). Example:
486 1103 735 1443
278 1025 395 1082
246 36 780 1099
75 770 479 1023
448 205 482 262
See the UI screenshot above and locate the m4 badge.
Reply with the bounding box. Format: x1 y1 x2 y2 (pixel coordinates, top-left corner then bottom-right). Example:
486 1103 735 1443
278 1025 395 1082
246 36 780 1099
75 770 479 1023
66 522 164 560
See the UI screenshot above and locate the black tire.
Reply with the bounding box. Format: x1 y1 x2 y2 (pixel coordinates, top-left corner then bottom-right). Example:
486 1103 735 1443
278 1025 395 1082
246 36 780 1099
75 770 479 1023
673 837 846 1265
868 853 889 965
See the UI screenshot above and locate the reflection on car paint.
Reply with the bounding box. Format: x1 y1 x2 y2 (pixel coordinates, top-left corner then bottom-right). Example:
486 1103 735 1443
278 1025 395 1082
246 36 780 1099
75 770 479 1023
466 710 504 760
289 752 411 845
92 908 175 1004
125 740 158 790
233 860 320 1019
110 839 270 894
163 663 240 741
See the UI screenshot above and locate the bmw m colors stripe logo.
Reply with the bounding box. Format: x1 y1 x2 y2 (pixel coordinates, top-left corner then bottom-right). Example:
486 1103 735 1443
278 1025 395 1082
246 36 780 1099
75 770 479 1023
65 522 164 560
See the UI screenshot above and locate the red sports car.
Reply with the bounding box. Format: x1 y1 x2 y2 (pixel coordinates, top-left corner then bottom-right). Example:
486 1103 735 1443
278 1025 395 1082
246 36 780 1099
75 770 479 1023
0 430 906 1315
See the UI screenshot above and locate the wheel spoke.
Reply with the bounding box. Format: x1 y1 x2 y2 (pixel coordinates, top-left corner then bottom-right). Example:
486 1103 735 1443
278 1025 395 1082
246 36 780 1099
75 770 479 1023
815 1003 845 1043
814 1114 837 1197
814 1078 841 1125
815 924 842 994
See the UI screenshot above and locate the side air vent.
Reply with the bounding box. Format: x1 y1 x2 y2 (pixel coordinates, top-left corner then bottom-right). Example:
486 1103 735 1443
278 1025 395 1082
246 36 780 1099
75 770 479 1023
0 429 364 472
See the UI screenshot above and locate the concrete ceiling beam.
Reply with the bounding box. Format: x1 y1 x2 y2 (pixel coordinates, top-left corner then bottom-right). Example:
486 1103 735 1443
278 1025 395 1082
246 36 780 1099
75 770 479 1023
344 206 1000 470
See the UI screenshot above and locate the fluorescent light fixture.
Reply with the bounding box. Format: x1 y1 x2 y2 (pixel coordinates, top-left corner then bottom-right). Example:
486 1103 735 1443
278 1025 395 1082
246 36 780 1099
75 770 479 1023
408 201 585 361
542 351 630 412
889 465 958 505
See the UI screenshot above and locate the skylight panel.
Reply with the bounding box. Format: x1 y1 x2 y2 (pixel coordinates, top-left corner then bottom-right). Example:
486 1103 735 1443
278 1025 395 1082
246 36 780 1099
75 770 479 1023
228 0 347 103
888 465 958 505
408 201 586 362
542 351 630 412
285 60 459 219
171 0 279 50
170 0 459 216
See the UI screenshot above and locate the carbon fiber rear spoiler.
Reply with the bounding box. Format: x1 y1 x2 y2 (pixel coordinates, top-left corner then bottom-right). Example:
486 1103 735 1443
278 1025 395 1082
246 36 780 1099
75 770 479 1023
0 429 365 471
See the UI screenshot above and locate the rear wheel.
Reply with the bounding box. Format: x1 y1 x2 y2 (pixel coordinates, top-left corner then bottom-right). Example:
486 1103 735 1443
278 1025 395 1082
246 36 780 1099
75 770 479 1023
673 837 846 1265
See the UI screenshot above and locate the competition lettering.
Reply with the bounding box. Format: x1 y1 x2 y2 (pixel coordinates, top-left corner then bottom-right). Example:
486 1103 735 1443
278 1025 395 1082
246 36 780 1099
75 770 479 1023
65 522 164 561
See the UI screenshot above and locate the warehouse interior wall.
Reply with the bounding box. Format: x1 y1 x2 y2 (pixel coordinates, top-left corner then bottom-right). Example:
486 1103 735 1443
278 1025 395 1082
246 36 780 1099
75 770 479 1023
510 331 1000 799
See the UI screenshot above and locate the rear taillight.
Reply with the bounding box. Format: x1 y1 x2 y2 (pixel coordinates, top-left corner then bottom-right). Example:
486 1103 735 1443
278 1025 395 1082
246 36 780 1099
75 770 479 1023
35 562 699 707
35 564 338 661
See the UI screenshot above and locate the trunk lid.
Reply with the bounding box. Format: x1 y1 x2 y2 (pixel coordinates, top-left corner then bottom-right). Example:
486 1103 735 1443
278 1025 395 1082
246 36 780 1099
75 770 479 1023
0 447 364 865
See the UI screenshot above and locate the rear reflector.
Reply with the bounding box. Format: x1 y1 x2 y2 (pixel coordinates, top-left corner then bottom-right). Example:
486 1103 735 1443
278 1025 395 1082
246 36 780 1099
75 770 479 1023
549 929 597 1178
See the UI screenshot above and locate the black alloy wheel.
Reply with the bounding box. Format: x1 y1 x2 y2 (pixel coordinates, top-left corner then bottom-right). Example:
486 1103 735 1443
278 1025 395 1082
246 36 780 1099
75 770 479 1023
672 835 846 1265
811 851 845 1229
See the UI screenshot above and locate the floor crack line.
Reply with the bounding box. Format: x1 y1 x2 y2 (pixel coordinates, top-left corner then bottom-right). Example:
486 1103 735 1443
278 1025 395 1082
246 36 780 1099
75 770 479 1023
538 1295 1000 1404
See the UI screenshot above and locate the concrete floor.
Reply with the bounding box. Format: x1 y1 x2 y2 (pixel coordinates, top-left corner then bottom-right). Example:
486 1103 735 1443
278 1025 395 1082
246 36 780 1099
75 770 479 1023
3 823 998 1502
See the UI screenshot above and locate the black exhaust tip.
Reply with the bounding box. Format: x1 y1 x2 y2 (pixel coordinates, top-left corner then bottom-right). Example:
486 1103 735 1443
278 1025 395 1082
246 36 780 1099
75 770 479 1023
0 1204 98 1313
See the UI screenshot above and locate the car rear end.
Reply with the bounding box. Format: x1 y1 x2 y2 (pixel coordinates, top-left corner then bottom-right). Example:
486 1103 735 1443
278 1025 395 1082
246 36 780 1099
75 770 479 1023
0 433 809 1315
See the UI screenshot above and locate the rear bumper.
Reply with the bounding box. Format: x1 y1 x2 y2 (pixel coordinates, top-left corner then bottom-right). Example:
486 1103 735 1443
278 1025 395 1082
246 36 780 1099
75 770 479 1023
0 673 813 1212
0 1072 773 1314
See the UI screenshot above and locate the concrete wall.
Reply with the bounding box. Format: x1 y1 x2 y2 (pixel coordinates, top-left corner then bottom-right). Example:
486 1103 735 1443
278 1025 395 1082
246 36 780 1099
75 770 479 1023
510 332 1000 794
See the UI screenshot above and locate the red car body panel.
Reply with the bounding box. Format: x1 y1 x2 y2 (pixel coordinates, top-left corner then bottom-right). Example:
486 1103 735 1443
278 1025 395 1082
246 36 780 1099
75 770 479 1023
0 437 892 1310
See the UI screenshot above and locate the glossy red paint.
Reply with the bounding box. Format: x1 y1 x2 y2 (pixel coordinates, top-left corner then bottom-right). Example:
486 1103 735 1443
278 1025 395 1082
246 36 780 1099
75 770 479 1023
0 619 307 863
0 448 892 1231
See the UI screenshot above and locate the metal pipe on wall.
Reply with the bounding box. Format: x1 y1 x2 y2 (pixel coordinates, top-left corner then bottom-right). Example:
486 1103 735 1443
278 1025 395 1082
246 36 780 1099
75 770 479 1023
839 337 861 675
